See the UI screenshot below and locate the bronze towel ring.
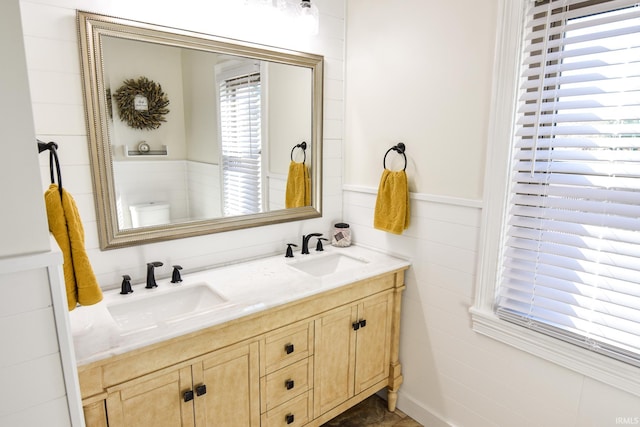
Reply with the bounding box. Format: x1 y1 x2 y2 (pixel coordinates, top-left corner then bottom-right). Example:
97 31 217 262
290 141 307 163
383 142 407 171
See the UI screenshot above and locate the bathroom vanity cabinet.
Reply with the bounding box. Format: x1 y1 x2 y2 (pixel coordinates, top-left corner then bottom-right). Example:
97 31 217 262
77 268 407 427
104 340 260 426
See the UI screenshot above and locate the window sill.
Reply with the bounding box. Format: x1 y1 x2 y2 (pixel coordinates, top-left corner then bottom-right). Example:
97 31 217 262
470 307 640 397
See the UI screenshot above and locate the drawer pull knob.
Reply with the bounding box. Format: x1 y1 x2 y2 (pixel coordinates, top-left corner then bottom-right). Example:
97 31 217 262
285 413 295 424
284 343 295 354
183 390 194 402
195 384 207 396
285 379 295 390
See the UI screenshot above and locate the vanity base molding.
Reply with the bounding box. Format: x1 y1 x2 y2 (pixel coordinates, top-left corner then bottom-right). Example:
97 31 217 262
78 268 407 426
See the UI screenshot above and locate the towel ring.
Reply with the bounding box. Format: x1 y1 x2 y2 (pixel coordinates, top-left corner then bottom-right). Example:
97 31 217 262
291 141 307 163
383 142 407 171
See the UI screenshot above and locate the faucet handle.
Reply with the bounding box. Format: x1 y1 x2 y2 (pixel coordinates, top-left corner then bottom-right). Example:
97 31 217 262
120 274 133 295
316 238 328 252
285 243 297 258
171 265 183 283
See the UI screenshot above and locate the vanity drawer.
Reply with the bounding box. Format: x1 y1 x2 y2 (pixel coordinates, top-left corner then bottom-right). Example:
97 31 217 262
263 321 313 374
261 391 311 427
262 357 313 412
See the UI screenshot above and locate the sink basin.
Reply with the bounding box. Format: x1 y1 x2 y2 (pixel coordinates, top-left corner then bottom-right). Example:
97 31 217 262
107 284 229 333
289 253 369 277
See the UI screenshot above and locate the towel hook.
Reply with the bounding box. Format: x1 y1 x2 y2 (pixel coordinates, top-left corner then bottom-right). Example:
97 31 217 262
37 139 63 197
383 142 407 171
290 141 307 163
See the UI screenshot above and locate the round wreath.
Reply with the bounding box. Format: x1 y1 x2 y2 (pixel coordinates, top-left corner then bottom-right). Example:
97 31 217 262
113 77 170 130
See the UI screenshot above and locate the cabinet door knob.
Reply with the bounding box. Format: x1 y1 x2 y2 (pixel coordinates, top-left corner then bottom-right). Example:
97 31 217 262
352 321 360 331
183 390 194 402
285 413 295 424
285 379 295 390
359 319 367 328
284 343 295 354
195 384 207 396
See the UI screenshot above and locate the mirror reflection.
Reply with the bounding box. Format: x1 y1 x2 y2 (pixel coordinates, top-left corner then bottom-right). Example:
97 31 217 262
78 11 323 249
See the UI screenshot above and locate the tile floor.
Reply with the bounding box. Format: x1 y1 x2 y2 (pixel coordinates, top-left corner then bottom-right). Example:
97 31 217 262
320 395 423 427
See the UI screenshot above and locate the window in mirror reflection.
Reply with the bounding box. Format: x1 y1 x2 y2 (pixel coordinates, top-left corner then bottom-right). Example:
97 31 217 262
218 67 263 216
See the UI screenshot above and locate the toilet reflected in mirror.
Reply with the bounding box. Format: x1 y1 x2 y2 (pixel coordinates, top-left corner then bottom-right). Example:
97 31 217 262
129 202 170 228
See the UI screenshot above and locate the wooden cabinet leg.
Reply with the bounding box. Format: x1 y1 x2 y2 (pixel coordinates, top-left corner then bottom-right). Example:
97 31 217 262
387 278 405 414
387 360 403 412
387 388 398 412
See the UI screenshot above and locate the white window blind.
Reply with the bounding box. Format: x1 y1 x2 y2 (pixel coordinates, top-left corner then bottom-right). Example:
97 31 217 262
219 71 263 216
496 0 640 367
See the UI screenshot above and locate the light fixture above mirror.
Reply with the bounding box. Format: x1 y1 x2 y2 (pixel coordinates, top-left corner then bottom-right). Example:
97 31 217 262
77 11 323 249
244 0 320 35
299 0 320 35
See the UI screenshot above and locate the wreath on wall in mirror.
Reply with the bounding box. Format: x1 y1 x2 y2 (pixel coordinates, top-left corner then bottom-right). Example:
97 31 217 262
113 76 170 130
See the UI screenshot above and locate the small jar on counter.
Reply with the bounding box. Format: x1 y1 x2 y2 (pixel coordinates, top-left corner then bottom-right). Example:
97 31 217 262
331 223 351 247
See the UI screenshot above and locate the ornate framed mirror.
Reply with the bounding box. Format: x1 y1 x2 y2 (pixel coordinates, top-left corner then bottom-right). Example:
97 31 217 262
77 11 323 249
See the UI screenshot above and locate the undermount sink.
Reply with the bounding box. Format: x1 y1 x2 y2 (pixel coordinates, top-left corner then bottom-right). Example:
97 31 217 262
107 284 229 333
289 252 369 277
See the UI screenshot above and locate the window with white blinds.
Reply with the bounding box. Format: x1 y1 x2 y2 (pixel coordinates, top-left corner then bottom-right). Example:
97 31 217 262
496 0 640 367
219 71 263 216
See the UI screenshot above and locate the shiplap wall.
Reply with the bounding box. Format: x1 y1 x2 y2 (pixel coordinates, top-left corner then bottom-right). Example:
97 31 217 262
21 0 345 289
0 256 75 426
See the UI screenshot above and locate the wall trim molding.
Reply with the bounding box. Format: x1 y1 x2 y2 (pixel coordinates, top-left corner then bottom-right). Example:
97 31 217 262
343 184 483 209
0 247 61 275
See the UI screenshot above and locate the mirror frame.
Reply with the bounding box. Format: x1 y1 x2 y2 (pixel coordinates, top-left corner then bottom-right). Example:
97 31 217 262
77 11 323 250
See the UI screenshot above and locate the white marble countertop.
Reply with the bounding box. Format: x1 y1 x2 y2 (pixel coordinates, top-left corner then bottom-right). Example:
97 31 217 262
69 245 410 366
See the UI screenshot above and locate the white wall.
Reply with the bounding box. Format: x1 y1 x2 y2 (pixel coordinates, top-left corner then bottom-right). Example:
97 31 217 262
21 0 345 290
0 0 50 257
344 0 495 201
344 1 640 426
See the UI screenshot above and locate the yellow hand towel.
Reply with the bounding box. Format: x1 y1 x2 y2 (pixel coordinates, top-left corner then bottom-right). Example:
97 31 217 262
285 161 311 208
45 184 103 311
374 169 410 234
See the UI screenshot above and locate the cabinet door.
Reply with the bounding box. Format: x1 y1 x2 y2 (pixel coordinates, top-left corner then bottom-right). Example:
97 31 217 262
314 304 357 415
193 341 260 427
105 366 194 427
354 292 392 393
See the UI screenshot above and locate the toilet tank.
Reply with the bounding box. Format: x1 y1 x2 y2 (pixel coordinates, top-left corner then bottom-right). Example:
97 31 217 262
129 202 170 227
